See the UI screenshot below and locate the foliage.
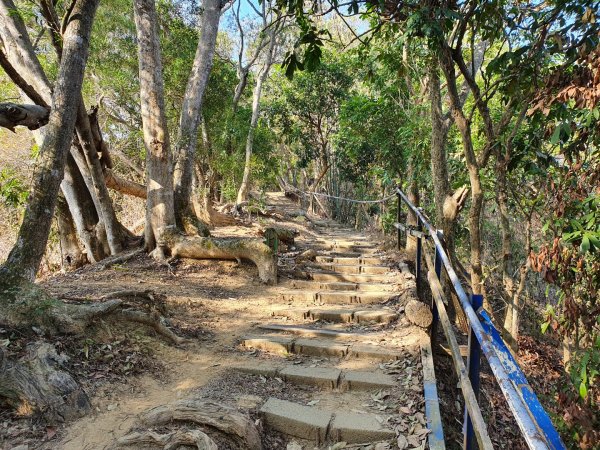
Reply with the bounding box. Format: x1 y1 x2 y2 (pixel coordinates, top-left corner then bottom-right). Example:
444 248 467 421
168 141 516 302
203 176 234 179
0 169 28 209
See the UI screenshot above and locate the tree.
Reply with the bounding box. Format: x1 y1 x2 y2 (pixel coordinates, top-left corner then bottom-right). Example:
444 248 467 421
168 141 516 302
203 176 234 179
0 0 99 281
236 3 284 205
172 0 224 233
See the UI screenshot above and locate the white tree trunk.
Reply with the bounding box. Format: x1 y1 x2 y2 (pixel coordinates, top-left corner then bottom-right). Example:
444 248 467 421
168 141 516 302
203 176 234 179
172 0 222 228
133 0 176 255
0 0 100 280
236 29 278 205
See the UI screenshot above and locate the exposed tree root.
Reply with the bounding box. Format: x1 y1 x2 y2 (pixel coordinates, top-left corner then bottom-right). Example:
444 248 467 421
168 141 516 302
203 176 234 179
118 429 218 449
118 398 262 450
180 211 211 237
192 194 239 228
0 274 185 420
160 227 277 284
0 342 91 424
261 226 299 248
99 248 144 269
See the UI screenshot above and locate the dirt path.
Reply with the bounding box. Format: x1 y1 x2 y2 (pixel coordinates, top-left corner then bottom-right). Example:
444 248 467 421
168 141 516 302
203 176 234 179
41 192 432 450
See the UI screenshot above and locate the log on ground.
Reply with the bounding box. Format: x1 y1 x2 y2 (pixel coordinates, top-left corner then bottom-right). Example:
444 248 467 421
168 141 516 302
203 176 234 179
161 228 277 284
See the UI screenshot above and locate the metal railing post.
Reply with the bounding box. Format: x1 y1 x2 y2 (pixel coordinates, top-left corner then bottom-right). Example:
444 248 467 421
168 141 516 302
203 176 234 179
415 212 423 293
464 293 483 450
396 192 402 250
431 230 443 348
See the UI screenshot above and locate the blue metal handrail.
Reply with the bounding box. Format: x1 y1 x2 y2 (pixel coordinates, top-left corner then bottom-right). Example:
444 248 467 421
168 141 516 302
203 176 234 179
395 188 565 450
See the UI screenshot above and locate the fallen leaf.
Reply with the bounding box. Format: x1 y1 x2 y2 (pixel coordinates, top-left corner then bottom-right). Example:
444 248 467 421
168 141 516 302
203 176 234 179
397 434 408 449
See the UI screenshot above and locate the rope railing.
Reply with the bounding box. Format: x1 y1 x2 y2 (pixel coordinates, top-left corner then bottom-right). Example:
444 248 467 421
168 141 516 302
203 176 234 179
394 187 566 450
286 186 397 204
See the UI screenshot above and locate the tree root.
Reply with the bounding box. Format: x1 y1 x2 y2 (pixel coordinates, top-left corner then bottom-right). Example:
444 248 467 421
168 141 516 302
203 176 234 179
160 227 277 284
119 398 262 450
118 429 218 449
99 248 144 269
0 275 185 421
0 342 91 424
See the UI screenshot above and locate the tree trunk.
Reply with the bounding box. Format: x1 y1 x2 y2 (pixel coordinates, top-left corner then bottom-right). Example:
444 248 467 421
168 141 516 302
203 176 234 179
75 98 123 254
236 34 277 205
439 48 487 299
133 0 176 255
61 153 109 262
1 0 99 281
56 194 87 270
428 61 453 245
172 0 222 230
0 0 53 101
405 158 419 259
0 0 120 265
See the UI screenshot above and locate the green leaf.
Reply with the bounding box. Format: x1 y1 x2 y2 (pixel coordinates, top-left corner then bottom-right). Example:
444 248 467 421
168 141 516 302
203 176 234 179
579 381 588 399
541 321 550 334
550 125 562 144
580 236 591 253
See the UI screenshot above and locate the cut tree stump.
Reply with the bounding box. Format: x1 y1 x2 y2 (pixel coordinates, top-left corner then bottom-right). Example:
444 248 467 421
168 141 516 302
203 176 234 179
405 299 433 328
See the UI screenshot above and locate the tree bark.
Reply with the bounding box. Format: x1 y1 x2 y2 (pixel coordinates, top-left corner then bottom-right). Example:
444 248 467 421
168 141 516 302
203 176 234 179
161 228 277 284
61 153 110 262
405 158 420 259
0 0 53 101
0 103 49 131
428 62 453 244
75 98 123 254
172 0 222 230
439 47 486 298
134 0 177 255
1 0 100 281
56 194 87 269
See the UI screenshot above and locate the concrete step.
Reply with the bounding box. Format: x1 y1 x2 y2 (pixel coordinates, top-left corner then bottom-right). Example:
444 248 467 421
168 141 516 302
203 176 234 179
233 364 396 391
260 398 395 444
315 242 377 252
242 334 402 361
309 263 389 275
257 323 383 340
315 255 384 265
304 271 395 283
280 289 394 305
289 279 395 292
273 306 398 324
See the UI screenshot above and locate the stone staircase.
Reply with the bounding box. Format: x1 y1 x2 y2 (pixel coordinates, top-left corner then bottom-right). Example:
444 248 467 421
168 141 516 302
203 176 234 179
231 211 433 449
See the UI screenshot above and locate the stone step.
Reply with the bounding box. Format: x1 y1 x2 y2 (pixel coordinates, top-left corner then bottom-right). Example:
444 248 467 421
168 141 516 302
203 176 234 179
322 243 378 252
280 290 394 305
233 364 396 391
289 279 395 292
304 271 395 283
257 323 382 340
273 306 398 324
309 263 389 275
242 334 402 361
260 398 395 444
315 255 383 265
